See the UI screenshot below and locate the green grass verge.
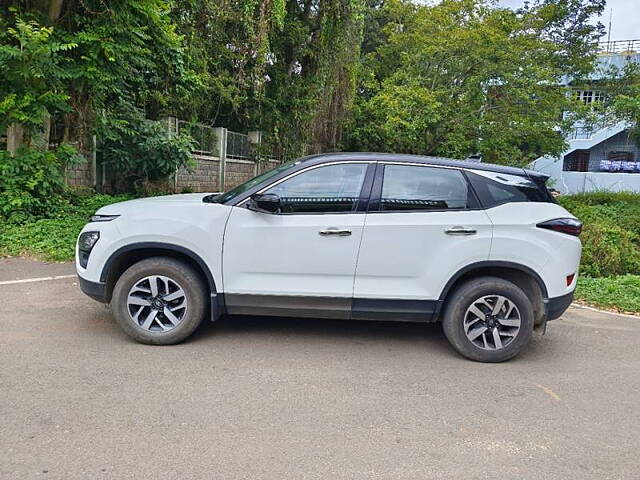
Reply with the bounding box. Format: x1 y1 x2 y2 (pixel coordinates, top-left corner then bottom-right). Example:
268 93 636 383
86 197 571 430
0 194 132 262
575 275 640 314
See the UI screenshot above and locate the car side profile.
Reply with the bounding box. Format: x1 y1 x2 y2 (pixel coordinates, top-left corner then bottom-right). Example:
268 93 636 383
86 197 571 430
76 153 582 362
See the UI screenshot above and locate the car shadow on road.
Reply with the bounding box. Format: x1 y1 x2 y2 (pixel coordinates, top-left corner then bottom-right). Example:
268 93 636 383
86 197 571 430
184 314 561 363
187 314 457 357
84 305 559 363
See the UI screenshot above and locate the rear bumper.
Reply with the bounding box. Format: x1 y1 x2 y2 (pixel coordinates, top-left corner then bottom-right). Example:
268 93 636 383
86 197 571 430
78 275 107 303
546 291 574 321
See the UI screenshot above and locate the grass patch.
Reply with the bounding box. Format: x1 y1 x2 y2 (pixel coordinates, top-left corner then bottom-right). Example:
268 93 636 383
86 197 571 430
0 193 132 262
576 275 640 314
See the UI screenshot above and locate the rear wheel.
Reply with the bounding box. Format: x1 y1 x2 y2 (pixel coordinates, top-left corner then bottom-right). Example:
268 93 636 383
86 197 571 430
441 276 534 362
111 257 207 345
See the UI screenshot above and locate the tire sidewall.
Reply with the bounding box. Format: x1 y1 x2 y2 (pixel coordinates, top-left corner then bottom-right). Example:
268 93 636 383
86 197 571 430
111 257 207 345
442 277 534 362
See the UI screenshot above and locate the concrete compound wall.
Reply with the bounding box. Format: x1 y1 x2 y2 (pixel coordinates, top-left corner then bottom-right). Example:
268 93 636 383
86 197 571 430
65 158 93 188
67 154 282 193
559 171 640 194
223 159 256 192
175 155 221 192
175 156 282 193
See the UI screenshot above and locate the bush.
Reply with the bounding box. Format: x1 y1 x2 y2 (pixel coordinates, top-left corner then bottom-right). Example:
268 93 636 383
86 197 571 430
99 117 195 191
559 192 640 277
0 144 82 223
0 192 133 261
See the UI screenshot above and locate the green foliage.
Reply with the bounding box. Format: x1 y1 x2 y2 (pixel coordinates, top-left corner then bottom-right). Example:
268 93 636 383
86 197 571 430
0 144 82 222
172 0 365 157
576 275 640 314
345 0 605 165
0 193 132 261
99 116 195 187
559 192 640 277
0 15 76 132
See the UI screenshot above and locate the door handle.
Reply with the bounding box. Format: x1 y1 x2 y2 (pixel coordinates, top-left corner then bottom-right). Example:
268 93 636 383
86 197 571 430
319 228 352 237
445 226 477 236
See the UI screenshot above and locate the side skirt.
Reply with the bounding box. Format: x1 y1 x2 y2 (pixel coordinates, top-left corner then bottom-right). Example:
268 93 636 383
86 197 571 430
352 298 441 322
222 294 440 323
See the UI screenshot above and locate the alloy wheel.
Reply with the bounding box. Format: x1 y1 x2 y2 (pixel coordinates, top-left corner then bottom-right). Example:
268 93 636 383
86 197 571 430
463 295 521 350
126 275 188 332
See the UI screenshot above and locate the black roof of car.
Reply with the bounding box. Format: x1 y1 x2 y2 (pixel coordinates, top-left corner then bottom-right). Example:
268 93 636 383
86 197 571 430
300 152 547 180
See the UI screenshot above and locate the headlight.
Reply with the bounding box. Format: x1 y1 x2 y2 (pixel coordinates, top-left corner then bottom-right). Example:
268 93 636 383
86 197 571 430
90 214 119 222
78 231 100 268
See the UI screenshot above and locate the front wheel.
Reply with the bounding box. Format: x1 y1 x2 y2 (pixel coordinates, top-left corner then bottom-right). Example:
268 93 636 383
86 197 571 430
111 257 207 345
441 276 534 362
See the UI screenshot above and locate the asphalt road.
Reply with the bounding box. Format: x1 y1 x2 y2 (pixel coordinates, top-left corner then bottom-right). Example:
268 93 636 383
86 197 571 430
1 258 639 480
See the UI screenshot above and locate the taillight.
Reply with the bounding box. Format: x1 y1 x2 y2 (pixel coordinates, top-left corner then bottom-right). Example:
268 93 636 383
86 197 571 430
537 218 582 237
566 273 575 286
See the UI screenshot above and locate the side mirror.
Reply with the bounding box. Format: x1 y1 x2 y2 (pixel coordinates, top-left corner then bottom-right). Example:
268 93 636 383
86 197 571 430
248 193 281 214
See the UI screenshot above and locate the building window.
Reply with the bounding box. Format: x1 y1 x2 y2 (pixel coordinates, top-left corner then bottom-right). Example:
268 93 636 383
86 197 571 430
575 90 604 105
563 150 590 172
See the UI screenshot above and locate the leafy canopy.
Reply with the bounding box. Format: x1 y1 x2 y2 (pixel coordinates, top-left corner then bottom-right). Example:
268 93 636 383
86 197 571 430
345 0 606 166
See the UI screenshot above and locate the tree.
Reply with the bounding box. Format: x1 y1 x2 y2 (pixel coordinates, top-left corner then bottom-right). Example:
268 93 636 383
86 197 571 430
172 0 365 157
590 62 640 143
344 0 606 166
0 14 75 152
0 0 193 151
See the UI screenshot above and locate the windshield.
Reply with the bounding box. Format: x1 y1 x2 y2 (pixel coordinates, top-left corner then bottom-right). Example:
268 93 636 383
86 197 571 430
206 160 298 204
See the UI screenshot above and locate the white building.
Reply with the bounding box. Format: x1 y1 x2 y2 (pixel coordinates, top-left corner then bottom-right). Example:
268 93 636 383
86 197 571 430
529 40 640 194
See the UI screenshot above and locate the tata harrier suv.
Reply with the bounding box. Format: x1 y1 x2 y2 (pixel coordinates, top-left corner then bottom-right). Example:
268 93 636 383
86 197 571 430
76 153 581 362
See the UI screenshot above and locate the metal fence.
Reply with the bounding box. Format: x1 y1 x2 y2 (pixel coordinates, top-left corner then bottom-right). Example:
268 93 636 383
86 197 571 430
226 131 251 159
176 120 220 157
172 119 273 161
569 127 595 140
598 39 640 55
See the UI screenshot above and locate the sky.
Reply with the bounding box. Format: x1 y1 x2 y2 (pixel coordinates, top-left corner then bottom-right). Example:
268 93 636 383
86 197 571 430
499 0 640 40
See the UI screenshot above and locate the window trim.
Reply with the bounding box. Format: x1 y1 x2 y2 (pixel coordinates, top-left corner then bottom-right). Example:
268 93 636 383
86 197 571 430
235 161 376 215
367 162 481 213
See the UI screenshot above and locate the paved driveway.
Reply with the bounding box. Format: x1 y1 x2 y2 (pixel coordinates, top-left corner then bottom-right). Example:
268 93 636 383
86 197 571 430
1 258 639 479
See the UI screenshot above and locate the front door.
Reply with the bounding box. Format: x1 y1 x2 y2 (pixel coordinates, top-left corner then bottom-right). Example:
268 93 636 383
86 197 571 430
353 163 493 320
223 162 373 318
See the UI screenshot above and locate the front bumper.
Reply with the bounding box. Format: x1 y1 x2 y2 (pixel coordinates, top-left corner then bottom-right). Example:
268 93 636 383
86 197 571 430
78 275 107 303
546 291 574 321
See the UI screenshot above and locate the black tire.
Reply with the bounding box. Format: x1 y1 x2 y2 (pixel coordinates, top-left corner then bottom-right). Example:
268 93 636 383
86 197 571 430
441 276 534 362
111 257 207 345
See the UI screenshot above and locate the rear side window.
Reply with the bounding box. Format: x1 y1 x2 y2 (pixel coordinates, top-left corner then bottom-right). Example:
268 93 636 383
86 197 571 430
466 170 552 208
379 165 476 211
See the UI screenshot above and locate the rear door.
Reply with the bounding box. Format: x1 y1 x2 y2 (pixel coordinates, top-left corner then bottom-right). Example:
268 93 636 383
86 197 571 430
223 161 374 318
353 163 493 320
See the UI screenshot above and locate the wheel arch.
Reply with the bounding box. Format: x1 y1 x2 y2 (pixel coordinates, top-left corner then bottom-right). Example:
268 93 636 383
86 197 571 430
100 242 217 303
438 261 548 326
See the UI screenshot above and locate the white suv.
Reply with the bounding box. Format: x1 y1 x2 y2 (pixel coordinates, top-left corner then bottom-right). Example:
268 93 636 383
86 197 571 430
76 153 582 362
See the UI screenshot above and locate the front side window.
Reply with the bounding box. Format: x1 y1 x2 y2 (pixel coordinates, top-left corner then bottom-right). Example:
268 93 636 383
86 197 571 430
265 163 368 213
379 165 472 211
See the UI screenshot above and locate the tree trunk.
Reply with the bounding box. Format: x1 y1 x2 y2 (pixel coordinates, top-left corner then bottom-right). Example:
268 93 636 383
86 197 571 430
49 0 64 20
6 123 24 155
28 0 65 150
